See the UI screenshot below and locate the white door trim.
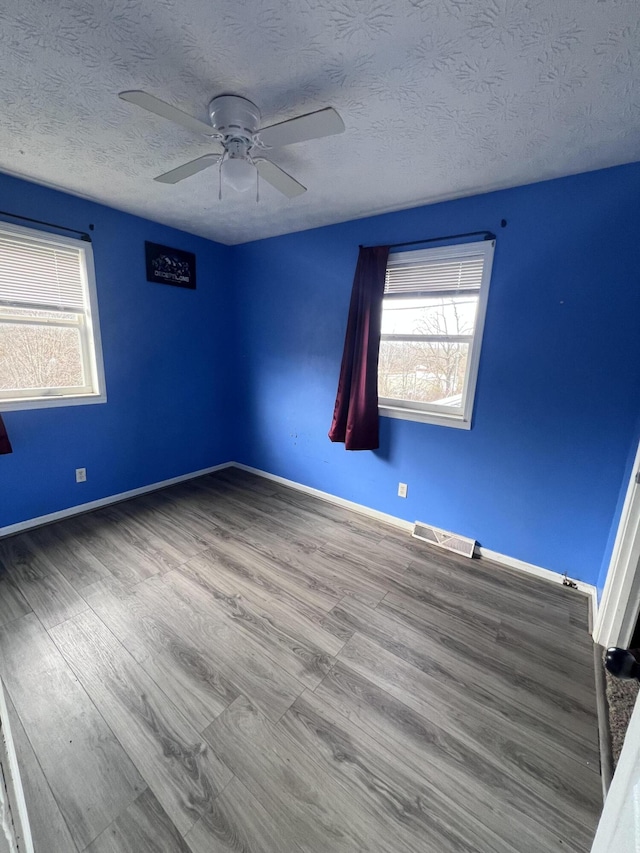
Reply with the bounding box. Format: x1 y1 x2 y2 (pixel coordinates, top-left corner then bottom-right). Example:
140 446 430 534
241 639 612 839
0 678 33 853
594 438 640 648
590 683 640 851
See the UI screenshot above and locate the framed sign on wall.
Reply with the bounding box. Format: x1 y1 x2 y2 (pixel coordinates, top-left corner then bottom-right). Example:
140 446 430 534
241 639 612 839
145 241 196 289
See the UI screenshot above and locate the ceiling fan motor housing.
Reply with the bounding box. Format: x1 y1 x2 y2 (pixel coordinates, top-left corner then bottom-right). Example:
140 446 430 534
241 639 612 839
208 95 261 143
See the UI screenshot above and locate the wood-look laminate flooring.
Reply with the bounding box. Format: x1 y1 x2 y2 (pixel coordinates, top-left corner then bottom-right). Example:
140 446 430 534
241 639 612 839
0 468 602 852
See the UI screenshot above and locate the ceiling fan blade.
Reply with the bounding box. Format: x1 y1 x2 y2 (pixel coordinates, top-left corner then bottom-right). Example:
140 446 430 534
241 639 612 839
119 90 219 138
257 107 345 148
154 154 220 184
256 160 306 198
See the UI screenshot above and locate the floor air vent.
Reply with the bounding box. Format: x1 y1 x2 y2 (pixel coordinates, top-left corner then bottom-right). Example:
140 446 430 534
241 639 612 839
412 521 476 559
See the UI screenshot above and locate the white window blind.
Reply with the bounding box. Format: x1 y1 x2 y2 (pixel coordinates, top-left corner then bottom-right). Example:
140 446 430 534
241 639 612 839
385 253 485 297
0 230 86 311
0 221 106 411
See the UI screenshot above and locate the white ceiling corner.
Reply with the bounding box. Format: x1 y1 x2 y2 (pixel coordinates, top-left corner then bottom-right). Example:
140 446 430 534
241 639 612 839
0 0 638 244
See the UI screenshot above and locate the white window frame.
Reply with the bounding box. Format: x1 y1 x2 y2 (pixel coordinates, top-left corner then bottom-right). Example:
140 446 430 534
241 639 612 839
0 222 106 412
379 239 495 430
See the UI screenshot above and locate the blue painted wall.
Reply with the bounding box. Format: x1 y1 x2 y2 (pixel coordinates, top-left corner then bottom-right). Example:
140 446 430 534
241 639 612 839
233 162 640 587
3 163 640 590
0 172 234 528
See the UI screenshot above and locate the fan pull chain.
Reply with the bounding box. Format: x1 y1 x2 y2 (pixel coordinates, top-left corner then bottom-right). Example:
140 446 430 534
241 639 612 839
218 160 222 201
256 169 260 204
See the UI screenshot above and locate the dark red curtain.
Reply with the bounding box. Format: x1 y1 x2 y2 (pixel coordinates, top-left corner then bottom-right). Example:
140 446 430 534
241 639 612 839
328 245 390 450
0 415 11 455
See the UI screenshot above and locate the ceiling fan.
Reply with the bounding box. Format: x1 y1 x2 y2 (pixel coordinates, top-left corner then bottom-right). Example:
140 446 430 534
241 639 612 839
119 91 345 198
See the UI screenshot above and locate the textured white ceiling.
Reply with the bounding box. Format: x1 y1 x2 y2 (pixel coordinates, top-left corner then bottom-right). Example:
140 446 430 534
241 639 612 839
0 0 638 244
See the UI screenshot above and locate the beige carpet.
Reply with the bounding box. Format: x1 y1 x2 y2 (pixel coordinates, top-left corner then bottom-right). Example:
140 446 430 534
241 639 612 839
604 654 639 768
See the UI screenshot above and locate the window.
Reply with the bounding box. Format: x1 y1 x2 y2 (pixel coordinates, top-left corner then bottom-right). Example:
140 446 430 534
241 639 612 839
0 222 105 411
378 239 494 429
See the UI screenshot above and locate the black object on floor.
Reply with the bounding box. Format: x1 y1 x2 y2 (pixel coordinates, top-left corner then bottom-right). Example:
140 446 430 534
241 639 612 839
605 647 640 681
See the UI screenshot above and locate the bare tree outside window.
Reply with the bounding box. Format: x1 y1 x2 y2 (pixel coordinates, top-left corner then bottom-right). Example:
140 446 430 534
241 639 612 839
378 295 477 406
0 309 85 393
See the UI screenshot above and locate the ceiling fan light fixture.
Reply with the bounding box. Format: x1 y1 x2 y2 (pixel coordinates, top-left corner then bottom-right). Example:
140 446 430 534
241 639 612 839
121 90 343 198
221 156 255 192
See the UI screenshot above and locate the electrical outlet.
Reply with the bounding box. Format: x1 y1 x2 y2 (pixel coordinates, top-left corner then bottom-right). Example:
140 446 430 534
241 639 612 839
75 468 87 483
398 482 407 498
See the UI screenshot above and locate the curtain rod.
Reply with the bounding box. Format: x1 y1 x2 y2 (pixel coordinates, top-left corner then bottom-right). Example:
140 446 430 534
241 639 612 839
359 229 496 251
0 210 92 242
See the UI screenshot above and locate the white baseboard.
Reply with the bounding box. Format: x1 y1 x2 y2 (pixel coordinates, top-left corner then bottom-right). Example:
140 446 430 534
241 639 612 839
234 462 598 625
232 463 414 533
0 462 233 539
478 546 598 625
1 457 598 629
0 677 34 853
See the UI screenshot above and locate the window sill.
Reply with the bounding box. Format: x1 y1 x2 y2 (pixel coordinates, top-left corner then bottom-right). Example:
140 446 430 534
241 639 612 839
0 393 107 412
379 405 472 430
